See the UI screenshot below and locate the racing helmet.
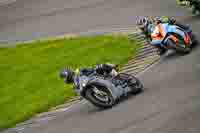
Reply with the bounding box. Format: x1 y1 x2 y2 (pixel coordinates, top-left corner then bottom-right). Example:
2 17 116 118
136 16 149 31
59 67 75 83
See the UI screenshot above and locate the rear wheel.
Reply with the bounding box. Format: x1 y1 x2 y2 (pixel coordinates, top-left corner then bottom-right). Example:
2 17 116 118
167 39 191 54
118 73 144 94
85 85 115 108
191 34 199 47
128 76 144 94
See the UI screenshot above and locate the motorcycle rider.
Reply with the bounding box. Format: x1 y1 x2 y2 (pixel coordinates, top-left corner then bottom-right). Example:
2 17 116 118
136 16 190 55
95 63 118 77
60 63 119 83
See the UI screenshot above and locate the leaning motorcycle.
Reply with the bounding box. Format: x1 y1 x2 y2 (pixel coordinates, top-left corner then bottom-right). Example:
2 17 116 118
145 22 197 54
159 23 196 54
59 66 143 108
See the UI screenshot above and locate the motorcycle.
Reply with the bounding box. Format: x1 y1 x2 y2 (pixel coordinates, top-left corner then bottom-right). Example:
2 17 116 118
59 66 143 108
177 0 200 15
146 22 197 54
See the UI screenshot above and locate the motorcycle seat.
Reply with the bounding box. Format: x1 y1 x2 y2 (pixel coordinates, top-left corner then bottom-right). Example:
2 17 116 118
80 68 95 76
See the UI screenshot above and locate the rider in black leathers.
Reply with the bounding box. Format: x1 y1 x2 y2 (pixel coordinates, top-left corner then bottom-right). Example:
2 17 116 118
79 63 117 77
60 63 117 83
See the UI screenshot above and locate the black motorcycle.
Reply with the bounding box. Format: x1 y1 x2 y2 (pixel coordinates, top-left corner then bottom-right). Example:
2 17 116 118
59 65 143 108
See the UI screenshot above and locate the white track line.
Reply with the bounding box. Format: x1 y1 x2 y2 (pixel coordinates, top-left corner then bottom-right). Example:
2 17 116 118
0 0 16 6
45 100 87 114
56 100 87 112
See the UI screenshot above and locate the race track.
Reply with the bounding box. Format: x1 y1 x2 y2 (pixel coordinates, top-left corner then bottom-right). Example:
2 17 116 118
0 0 193 43
1 0 200 133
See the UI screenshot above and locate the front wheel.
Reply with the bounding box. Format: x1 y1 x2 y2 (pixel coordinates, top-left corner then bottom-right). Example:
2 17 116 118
85 85 115 108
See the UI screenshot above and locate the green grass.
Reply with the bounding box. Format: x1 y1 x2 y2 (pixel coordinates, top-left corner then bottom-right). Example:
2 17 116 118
0 35 140 129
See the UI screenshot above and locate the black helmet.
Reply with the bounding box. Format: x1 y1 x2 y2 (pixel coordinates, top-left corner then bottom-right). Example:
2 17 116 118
59 67 75 83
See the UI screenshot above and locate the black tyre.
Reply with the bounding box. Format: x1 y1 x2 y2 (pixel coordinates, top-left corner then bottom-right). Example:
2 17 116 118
118 73 144 94
167 39 191 54
191 34 199 47
128 76 144 94
85 85 115 108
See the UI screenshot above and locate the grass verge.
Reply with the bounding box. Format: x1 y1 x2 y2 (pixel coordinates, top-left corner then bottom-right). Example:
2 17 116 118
0 34 141 129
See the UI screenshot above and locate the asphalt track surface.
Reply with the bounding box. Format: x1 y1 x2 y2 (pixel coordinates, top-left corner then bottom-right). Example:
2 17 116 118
1 0 200 133
0 0 196 44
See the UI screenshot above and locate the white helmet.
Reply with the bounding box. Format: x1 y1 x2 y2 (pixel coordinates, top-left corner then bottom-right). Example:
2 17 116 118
136 16 149 30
